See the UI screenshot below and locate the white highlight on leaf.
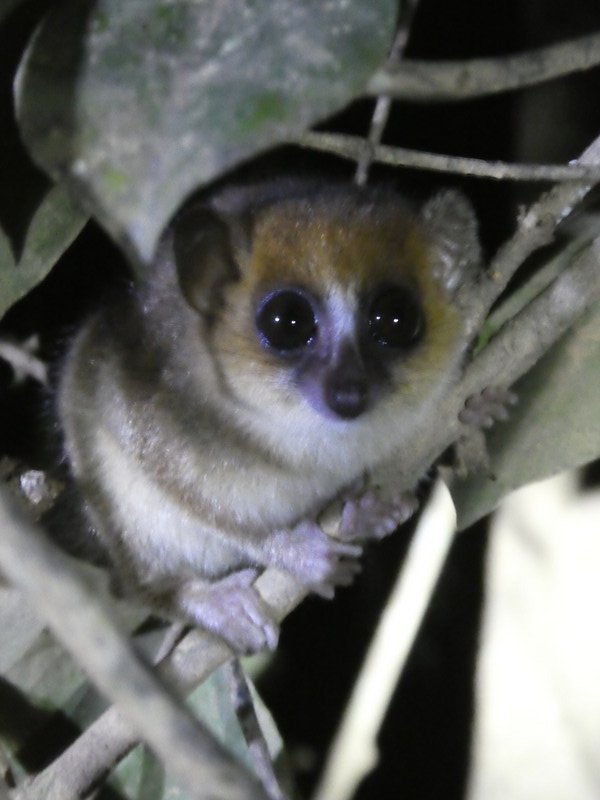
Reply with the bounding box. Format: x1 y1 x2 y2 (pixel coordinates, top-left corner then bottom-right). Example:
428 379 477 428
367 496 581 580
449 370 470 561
468 472 600 800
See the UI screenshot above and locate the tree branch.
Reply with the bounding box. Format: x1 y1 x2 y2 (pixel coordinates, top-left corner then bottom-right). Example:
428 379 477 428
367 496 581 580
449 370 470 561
7 566 302 800
297 131 600 182
355 0 419 186
464 132 600 335
367 32 600 101
0 492 267 800
461 238 600 395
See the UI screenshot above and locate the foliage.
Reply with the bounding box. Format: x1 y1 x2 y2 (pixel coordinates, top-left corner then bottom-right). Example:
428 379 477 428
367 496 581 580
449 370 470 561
14 0 395 264
1 1 600 799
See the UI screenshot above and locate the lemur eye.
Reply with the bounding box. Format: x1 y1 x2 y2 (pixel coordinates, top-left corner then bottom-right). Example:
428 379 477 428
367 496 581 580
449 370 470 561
256 289 317 352
368 286 424 349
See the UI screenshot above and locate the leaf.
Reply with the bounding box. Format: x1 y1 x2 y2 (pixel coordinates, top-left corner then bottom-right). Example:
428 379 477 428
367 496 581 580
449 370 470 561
15 0 396 264
453 298 600 530
470 476 600 799
0 184 87 319
110 663 283 799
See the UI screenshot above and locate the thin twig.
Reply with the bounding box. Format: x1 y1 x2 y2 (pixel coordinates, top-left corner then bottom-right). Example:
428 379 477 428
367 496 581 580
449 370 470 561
0 490 267 800
464 132 600 336
224 659 289 800
0 336 47 386
459 238 600 400
479 230 596 348
367 31 600 101
298 131 600 183
355 0 420 186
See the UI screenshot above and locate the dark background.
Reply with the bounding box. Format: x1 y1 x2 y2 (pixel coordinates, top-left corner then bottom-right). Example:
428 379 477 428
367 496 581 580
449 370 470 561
2 1 600 798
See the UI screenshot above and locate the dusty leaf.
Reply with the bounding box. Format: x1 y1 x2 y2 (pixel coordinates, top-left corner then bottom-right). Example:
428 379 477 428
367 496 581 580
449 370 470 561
15 0 396 264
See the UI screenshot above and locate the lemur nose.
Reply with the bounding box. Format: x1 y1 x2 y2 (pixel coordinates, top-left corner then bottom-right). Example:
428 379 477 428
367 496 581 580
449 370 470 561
324 340 369 419
325 377 369 418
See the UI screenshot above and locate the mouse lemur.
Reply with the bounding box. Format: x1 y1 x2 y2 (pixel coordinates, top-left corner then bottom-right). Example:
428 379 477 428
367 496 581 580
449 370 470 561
58 178 481 651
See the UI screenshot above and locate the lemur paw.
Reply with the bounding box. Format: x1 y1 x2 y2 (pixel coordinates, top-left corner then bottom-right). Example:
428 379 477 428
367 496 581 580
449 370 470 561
178 569 279 654
459 386 517 429
339 488 419 542
270 521 363 599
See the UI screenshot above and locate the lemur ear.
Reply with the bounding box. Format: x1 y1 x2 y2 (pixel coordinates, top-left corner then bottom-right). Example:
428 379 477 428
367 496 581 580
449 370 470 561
172 204 251 316
420 189 482 294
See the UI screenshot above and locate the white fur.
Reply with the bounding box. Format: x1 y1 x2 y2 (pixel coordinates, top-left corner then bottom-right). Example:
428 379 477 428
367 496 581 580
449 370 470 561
94 428 245 578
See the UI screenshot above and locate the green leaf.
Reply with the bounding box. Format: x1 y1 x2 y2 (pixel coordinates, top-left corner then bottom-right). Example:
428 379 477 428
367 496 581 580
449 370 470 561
15 0 396 264
0 184 87 319
454 298 600 530
111 664 283 799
